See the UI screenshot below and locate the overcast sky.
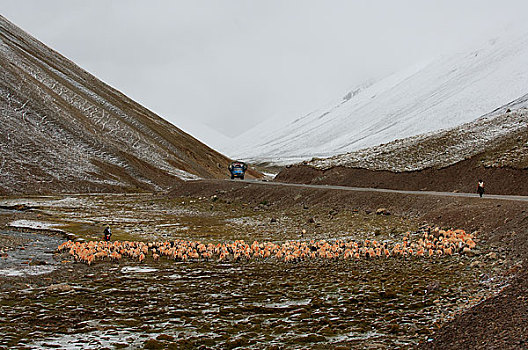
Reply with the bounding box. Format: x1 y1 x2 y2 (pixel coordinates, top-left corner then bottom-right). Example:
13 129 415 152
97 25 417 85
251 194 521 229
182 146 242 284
2 0 527 142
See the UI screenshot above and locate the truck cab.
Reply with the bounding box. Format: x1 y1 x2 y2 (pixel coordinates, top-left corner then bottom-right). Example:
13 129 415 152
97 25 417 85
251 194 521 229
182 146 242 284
228 161 247 180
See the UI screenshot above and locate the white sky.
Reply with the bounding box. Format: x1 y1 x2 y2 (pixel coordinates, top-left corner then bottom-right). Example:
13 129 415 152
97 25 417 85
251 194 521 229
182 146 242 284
2 0 527 144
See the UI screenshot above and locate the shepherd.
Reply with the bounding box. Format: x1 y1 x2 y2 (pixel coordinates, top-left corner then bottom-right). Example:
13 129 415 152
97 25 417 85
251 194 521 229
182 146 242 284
477 179 485 198
103 225 112 241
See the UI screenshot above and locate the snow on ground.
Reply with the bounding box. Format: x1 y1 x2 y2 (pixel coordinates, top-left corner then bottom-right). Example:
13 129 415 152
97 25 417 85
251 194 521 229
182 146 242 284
121 266 158 273
8 220 64 232
261 172 278 179
0 230 63 277
24 329 150 350
0 266 56 277
229 28 528 165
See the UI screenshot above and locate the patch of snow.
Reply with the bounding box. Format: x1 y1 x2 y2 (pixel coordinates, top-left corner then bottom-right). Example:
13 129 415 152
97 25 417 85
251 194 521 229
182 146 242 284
121 266 158 273
262 172 278 179
0 268 24 277
169 168 201 181
85 216 148 224
156 223 183 227
24 328 149 350
8 219 64 231
0 266 56 277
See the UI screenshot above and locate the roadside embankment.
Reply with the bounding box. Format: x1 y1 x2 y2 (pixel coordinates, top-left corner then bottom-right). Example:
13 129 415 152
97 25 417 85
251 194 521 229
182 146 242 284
275 158 528 196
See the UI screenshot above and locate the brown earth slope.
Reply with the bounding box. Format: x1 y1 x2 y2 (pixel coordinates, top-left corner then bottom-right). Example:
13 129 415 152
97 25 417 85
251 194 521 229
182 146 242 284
0 15 259 195
421 270 528 349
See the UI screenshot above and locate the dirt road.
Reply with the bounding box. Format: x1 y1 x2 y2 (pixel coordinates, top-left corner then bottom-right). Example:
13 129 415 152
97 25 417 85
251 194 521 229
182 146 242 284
239 179 528 202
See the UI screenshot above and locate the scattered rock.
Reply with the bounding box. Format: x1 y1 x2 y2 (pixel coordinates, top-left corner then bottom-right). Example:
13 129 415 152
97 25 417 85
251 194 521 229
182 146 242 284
465 249 479 257
376 208 391 215
388 323 401 334
143 339 164 349
470 261 482 268
29 260 47 266
425 281 440 294
485 252 498 260
225 337 248 349
46 284 74 293
156 334 174 341
378 290 397 299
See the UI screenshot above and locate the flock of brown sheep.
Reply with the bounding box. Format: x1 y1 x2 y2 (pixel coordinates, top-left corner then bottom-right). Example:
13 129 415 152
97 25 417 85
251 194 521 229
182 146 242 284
57 227 477 265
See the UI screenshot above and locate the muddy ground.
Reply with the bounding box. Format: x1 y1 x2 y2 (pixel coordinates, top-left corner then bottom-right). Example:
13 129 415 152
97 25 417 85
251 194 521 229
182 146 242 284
0 179 527 349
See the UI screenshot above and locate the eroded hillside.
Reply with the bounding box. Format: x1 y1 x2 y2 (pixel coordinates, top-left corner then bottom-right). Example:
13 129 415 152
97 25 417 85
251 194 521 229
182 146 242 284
0 15 239 195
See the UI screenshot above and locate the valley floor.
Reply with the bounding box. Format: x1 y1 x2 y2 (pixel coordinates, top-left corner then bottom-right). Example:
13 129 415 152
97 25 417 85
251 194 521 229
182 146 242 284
0 179 526 349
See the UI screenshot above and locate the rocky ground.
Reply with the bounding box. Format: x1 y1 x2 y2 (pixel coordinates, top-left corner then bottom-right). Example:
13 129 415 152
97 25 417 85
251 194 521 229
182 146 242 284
0 179 526 349
169 179 528 349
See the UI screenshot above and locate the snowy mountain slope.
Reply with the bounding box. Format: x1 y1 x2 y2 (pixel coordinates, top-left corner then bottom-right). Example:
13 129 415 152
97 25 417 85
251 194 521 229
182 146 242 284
231 29 528 165
0 15 234 195
308 94 528 172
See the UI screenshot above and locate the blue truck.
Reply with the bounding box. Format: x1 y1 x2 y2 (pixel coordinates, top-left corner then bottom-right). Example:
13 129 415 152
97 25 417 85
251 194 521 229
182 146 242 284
228 161 247 180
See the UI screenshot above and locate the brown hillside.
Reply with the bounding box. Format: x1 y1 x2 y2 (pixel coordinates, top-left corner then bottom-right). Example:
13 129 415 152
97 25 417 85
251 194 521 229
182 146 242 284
0 15 257 195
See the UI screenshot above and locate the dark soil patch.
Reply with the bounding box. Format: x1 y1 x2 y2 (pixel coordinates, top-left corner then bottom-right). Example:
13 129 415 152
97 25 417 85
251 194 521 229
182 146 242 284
421 270 528 350
276 157 528 195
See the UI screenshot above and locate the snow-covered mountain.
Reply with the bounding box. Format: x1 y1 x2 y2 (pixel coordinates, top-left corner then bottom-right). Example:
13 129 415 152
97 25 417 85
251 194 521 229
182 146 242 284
230 28 528 165
0 15 236 195
308 94 528 172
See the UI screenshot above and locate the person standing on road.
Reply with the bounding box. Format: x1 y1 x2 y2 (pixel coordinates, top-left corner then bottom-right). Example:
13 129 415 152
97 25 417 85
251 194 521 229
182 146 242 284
477 179 485 198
